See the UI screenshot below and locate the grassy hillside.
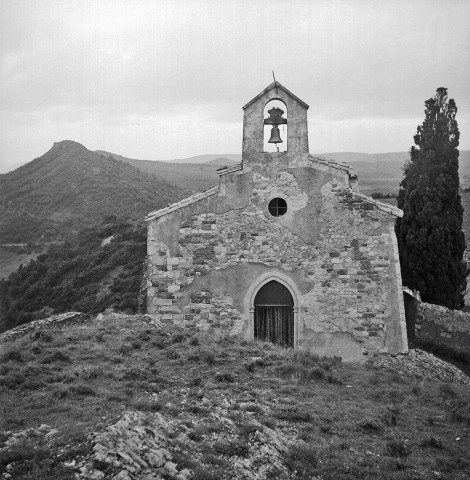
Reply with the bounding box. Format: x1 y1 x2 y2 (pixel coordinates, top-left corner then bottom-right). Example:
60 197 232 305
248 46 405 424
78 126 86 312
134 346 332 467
0 141 189 244
0 217 146 333
0 314 469 479
97 151 227 193
0 247 40 280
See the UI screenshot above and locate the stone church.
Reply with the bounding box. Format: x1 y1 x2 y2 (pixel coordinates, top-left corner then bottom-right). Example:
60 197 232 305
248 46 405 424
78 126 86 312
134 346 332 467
145 81 408 361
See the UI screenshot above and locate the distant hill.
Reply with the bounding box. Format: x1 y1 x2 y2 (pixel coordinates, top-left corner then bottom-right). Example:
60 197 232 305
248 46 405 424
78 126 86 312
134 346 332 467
3 143 470 245
170 153 241 164
324 150 470 194
320 152 410 164
0 141 189 244
205 157 238 167
96 151 228 193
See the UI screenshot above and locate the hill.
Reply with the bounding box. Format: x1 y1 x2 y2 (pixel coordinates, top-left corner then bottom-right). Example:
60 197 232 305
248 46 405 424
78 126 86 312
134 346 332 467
102 150 470 196
0 314 469 479
95 150 237 192
170 153 241 164
334 150 470 194
0 217 146 332
0 141 189 244
204 157 238 166
320 151 410 164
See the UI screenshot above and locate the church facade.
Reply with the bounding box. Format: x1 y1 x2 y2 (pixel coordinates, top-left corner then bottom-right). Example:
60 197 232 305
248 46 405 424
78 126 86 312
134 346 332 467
145 82 408 361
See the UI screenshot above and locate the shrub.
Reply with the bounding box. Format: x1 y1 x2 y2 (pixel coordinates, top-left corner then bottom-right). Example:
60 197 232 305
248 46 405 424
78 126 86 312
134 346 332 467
30 331 53 342
380 405 400 426
22 379 47 390
133 399 162 412
69 384 96 396
192 467 226 480
213 440 249 458
171 332 190 344
386 440 411 458
420 436 443 449
215 372 234 383
440 383 458 398
190 377 203 387
40 350 71 364
77 367 103 379
357 420 384 434
166 349 180 360
53 388 69 399
1 350 24 363
0 373 24 389
283 444 319 476
244 404 263 413
274 406 312 423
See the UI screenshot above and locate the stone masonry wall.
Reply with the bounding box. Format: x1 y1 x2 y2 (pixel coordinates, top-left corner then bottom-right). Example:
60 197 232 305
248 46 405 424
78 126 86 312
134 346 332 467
147 170 405 356
415 302 470 358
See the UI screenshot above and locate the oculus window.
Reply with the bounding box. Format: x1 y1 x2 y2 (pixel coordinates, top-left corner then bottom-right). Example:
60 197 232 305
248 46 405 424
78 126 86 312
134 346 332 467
268 198 287 217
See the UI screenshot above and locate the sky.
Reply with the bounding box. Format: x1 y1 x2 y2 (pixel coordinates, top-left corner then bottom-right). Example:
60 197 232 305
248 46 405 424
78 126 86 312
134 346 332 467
1 0 469 172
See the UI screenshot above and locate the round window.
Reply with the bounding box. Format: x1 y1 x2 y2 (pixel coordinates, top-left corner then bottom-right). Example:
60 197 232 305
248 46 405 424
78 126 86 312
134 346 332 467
268 197 287 217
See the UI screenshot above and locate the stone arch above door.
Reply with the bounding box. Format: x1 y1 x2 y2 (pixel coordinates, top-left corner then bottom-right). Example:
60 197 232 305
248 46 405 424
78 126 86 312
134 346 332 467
244 272 301 347
254 280 294 347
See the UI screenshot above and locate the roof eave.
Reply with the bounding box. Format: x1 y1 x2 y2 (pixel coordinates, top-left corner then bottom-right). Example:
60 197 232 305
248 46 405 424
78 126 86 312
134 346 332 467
242 81 309 111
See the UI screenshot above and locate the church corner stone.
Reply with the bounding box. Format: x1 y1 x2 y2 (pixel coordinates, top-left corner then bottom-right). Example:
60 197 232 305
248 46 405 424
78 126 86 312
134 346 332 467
145 81 408 362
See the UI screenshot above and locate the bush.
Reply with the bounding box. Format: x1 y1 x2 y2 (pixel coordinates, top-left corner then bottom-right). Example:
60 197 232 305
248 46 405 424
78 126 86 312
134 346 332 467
40 351 71 364
1 350 24 363
213 440 249 458
357 420 384 434
386 440 411 458
69 384 96 396
0 218 148 333
274 406 312 423
215 372 234 383
133 399 162 412
283 444 319 476
420 436 443 449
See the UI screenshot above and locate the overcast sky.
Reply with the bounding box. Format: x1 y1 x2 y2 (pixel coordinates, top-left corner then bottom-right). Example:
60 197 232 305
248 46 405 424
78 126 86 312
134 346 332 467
1 0 469 172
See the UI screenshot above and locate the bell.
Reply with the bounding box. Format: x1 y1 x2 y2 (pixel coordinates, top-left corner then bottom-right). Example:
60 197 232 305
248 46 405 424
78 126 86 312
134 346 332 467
268 125 282 144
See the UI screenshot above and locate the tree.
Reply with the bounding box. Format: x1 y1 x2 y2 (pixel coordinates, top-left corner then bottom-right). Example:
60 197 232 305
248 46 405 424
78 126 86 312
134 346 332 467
396 87 466 308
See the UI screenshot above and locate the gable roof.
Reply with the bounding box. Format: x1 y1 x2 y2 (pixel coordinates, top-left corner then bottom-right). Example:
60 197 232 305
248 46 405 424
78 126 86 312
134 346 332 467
242 81 309 111
145 186 219 222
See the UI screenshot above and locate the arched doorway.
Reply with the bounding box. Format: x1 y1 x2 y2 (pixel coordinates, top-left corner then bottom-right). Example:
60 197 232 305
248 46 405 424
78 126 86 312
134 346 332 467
254 280 294 347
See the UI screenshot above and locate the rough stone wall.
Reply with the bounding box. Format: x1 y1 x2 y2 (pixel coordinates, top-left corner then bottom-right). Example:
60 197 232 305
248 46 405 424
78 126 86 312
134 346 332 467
147 167 406 359
415 302 470 358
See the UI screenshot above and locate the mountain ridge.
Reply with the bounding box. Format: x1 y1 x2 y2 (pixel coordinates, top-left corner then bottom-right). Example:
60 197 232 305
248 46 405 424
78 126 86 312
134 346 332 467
0 141 189 244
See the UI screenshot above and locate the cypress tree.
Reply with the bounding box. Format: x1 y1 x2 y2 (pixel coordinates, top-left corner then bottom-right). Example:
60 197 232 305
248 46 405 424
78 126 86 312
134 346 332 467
396 88 466 308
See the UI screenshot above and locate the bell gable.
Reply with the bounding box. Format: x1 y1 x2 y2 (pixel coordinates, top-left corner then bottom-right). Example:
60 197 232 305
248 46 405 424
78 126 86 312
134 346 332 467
242 81 309 159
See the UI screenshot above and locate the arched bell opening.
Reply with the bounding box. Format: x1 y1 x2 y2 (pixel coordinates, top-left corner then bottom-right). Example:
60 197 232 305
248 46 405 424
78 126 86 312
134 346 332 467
254 280 294 347
263 99 287 153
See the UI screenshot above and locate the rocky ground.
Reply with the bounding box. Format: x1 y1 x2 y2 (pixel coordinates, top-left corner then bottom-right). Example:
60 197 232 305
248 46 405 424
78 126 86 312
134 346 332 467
1 313 469 480
370 348 470 386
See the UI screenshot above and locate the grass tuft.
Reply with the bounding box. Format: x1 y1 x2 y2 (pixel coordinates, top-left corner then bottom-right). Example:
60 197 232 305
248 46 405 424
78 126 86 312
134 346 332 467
40 350 71 364
283 444 319 477
386 440 411 458
420 436 443 449
1 350 24 363
215 372 235 383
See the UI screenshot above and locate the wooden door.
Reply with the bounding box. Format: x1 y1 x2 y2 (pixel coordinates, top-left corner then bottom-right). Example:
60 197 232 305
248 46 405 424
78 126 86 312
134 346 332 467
254 281 294 347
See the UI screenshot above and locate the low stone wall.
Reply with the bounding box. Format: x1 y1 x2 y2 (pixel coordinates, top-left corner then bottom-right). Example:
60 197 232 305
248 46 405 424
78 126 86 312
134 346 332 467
414 302 470 360
0 312 88 343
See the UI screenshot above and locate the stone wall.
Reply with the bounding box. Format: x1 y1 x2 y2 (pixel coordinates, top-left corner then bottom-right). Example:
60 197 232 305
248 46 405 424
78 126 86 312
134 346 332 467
147 165 407 360
414 302 470 359
0 312 88 343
